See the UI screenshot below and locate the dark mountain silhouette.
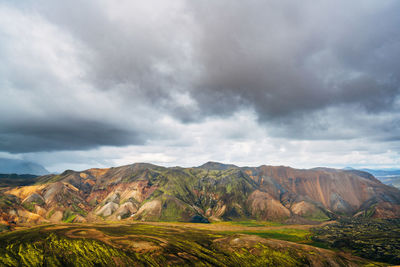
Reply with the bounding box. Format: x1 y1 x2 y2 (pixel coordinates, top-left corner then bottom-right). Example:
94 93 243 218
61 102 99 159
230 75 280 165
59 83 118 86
0 158 49 175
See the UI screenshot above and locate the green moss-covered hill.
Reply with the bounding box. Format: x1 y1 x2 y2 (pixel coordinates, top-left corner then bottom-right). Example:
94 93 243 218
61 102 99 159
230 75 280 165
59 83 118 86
0 223 386 267
0 162 400 226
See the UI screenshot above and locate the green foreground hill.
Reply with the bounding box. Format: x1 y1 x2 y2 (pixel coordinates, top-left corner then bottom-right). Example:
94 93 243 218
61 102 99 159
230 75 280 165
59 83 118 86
0 222 386 267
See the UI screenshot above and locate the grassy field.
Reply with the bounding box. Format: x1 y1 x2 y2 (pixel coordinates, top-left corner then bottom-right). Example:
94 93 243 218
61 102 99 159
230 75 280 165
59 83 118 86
240 228 311 242
220 220 284 227
0 221 387 266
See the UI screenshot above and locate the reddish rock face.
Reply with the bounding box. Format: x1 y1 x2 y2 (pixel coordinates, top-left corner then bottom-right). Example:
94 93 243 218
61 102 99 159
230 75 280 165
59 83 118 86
248 190 290 220
245 166 400 216
0 163 399 225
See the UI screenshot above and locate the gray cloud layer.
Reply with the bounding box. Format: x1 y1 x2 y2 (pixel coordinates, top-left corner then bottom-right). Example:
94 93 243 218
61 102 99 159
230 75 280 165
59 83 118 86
188 1 400 121
1 0 400 161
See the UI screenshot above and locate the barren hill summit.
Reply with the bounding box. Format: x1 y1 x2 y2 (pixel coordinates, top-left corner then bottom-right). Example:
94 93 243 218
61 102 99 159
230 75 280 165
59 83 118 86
1 162 399 226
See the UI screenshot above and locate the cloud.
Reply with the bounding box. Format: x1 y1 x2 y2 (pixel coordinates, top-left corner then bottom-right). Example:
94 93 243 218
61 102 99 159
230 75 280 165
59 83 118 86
0 1 400 169
19 111 400 172
0 3 174 152
0 119 145 153
28 0 400 126
187 1 400 121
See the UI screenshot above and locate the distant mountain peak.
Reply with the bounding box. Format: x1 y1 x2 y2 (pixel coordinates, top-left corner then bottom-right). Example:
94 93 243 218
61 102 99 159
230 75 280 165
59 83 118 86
197 161 238 170
0 158 49 175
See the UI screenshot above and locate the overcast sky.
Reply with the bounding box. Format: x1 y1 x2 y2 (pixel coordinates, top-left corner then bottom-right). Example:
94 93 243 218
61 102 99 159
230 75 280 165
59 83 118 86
1 0 400 172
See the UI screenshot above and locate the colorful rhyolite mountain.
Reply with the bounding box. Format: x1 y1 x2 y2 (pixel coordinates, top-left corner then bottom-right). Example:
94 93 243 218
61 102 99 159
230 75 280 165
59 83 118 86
1 162 400 226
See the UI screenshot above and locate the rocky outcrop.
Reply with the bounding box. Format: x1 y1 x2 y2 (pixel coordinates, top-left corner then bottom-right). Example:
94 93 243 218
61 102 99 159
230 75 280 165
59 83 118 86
248 190 290 220
96 202 119 217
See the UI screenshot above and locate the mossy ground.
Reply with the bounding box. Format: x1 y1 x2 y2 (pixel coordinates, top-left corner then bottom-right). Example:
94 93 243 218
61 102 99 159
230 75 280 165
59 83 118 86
0 221 386 267
219 220 284 227
240 228 311 242
312 218 400 264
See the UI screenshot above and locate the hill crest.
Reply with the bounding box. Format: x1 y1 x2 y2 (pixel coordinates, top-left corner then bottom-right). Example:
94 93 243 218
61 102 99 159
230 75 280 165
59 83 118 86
0 162 399 226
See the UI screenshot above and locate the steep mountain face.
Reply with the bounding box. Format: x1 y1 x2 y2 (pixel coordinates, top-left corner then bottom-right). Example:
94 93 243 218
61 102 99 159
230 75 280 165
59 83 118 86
0 158 49 175
0 162 399 226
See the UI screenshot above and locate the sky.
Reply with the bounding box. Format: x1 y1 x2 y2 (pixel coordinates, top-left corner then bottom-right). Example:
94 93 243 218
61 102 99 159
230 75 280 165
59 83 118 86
1 0 400 172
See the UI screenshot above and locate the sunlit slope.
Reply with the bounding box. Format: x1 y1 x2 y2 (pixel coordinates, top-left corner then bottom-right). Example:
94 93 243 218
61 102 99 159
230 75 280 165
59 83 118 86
0 223 385 267
1 162 399 225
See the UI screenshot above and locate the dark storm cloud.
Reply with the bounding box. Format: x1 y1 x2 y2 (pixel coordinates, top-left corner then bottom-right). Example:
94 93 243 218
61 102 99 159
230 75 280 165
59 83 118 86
1 0 400 155
186 1 400 121
0 119 144 153
33 0 400 120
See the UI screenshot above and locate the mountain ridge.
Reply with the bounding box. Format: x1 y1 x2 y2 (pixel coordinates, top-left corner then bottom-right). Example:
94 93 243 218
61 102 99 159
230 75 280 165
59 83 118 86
1 162 400 226
343 167 400 189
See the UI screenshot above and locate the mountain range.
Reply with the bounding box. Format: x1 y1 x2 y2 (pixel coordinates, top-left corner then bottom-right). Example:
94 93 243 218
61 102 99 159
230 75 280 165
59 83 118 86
0 158 49 175
360 169 400 189
1 162 400 226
